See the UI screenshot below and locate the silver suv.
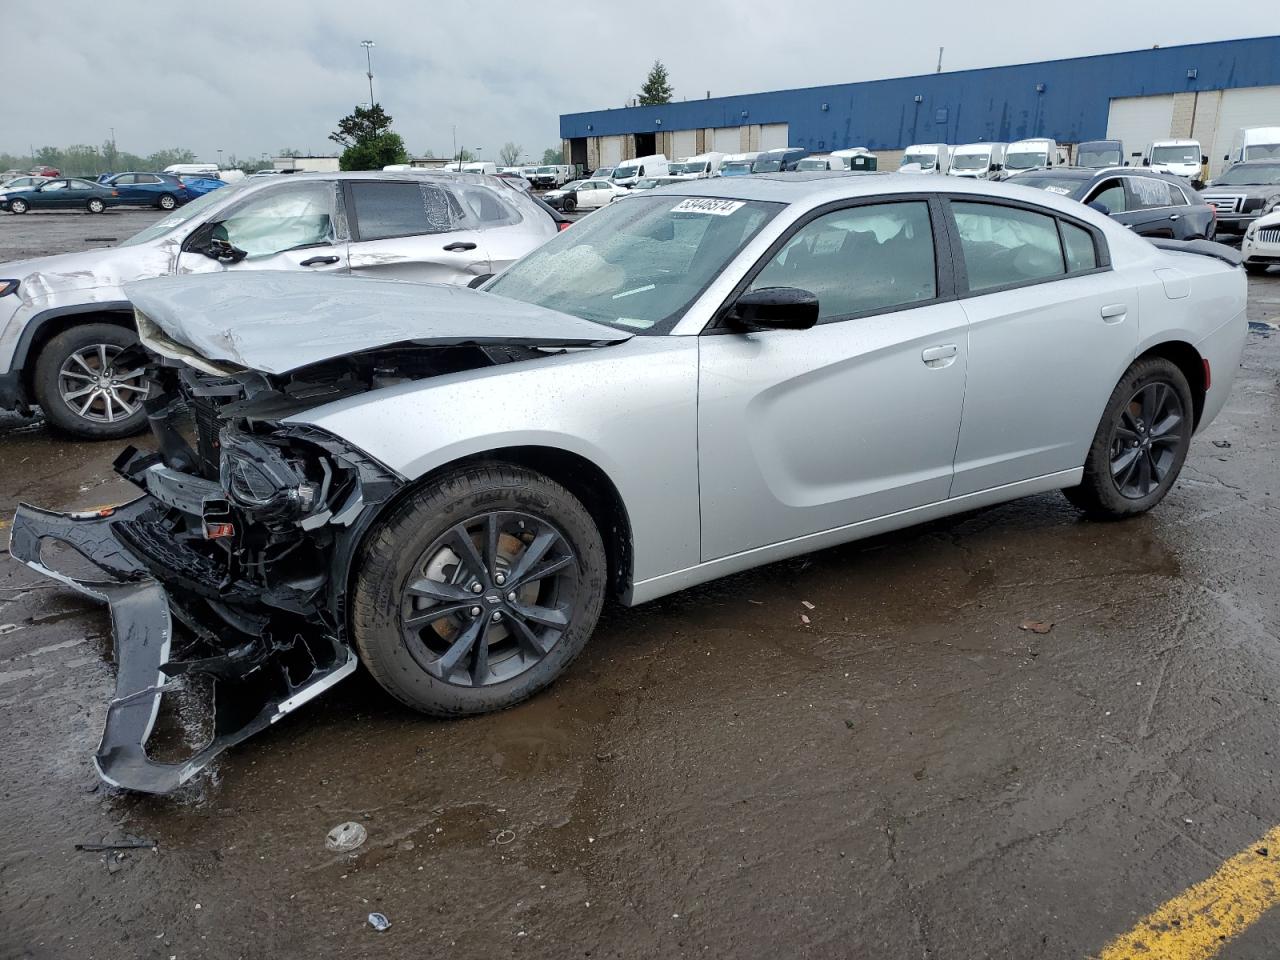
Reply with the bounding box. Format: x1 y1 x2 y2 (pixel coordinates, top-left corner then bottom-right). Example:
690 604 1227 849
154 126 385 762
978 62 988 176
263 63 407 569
0 171 559 438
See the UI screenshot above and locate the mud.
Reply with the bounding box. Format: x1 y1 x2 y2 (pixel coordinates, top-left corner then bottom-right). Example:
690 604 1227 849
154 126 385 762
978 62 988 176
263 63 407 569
2 211 1280 958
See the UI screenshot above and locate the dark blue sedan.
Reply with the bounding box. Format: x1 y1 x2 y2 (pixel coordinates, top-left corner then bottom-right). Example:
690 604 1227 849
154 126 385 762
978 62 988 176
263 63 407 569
0 178 120 214
98 172 191 210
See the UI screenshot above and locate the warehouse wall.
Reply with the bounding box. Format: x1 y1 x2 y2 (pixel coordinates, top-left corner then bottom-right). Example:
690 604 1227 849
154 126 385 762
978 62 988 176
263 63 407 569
562 36 1280 154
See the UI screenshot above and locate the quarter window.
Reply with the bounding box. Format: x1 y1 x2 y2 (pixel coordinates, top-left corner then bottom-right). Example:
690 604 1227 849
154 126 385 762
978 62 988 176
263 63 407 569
1061 222 1099 273
748 201 937 321
349 181 464 240
951 202 1065 292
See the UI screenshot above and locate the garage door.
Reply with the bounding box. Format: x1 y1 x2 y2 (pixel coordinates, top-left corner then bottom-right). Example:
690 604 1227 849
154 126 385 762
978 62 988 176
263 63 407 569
711 126 740 154
1107 95 1175 161
671 129 697 160
760 123 790 150
598 136 623 168
1210 85 1280 172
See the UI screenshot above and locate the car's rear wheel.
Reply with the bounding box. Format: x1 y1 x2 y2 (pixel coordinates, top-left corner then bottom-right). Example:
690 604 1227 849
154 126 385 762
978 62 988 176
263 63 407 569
561 195 576 212
9 198 28 214
86 198 105 214
31 323 150 439
1063 357 1194 518
352 464 606 717
156 193 177 210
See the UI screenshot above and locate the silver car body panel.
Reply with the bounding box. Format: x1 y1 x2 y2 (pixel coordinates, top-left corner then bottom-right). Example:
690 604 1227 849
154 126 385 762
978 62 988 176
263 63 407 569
127 272 630 375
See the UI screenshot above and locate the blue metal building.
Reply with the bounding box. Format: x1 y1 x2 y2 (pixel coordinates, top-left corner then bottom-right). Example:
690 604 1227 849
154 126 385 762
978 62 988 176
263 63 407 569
559 36 1280 173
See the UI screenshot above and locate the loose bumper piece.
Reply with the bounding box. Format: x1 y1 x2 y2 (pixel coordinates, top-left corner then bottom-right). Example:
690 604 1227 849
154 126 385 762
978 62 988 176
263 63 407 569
9 499 356 794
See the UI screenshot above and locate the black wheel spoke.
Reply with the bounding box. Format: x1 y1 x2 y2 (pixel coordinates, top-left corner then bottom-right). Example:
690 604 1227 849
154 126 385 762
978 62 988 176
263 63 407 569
1136 448 1153 493
515 555 574 588
446 524 488 584
404 601 474 628
436 617 485 678
506 612 551 659
507 527 562 583
511 601 570 629
1114 425 1140 443
483 513 500 580
1111 447 1140 478
1150 411 1182 438
406 578 474 603
471 622 491 685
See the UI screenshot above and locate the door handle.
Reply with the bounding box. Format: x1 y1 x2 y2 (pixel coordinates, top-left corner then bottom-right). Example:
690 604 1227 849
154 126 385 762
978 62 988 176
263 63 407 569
443 241 478 252
921 344 958 368
300 255 340 267
1168 214 1180 221
1100 303 1128 323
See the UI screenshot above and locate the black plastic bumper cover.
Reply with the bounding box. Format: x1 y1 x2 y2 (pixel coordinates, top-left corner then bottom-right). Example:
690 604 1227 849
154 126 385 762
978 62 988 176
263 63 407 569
8 498 357 794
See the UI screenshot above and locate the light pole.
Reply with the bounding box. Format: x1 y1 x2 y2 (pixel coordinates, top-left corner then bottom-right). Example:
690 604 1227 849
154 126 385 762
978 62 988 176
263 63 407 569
217 148 224 168
361 40 376 107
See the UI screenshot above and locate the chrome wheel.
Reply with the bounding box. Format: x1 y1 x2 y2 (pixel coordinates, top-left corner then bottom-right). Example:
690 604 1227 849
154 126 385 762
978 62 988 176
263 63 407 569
1109 381 1186 500
87 198 105 214
400 511 579 687
57 343 148 424
158 194 177 210
9 199 27 214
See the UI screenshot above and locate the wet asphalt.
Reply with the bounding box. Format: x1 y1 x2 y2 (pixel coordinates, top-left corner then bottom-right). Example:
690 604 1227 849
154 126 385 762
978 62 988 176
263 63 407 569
1 210 1280 960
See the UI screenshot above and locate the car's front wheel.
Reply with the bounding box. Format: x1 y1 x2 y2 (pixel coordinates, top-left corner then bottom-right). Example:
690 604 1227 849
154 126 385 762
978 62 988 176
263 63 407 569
156 193 177 210
31 323 151 439
1063 357 1194 518
561 195 576 212
9 198 28 214
352 464 607 716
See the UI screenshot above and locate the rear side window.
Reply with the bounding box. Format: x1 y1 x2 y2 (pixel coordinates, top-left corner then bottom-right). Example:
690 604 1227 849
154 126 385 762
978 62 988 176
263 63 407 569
458 185 521 226
749 201 937 321
349 181 464 240
1128 177 1173 209
1061 222 1098 273
951 202 1064 292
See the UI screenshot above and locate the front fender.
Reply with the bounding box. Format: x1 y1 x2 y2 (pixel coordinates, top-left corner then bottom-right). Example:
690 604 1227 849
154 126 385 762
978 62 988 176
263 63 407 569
288 336 702 584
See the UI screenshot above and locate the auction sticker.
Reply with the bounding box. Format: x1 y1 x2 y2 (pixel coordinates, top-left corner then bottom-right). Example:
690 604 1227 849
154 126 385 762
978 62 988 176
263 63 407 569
672 198 745 216
1044 186 1073 196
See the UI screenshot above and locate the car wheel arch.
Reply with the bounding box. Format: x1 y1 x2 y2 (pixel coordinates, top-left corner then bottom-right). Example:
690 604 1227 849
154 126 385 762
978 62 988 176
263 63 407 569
1136 339 1206 428
348 444 635 602
17 304 136 395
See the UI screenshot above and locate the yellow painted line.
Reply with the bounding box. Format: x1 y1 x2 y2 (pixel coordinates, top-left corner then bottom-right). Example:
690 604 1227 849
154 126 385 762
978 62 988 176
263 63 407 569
1097 824 1280 960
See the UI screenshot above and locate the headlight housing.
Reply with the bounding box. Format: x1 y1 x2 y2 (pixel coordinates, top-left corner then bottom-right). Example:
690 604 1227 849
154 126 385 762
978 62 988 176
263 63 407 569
1264 194 1280 214
219 430 321 517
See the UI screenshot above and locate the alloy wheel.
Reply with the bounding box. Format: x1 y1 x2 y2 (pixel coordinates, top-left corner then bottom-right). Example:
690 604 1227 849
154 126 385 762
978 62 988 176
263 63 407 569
1108 380 1186 499
400 511 580 687
56 343 148 424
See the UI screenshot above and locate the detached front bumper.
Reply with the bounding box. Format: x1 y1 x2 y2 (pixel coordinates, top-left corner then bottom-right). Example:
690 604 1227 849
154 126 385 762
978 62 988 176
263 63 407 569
9 495 356 794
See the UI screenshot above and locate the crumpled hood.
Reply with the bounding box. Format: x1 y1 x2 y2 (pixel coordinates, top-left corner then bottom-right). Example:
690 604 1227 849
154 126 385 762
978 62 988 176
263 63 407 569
124 272 632 375
4 244 167 300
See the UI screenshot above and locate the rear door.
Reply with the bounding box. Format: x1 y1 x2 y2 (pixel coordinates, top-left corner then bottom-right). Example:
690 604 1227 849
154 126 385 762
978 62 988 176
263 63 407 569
1122 178 1180 238
947 198 1139 495
452 181 553 274
344 179 491 284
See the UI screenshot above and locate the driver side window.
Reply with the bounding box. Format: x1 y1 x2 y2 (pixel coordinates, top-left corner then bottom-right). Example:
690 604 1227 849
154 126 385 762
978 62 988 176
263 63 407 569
213 182 338 259
1089 179 1127 213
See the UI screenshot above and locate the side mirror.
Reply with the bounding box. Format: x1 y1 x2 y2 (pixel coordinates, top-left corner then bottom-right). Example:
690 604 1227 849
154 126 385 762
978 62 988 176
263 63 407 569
1201 155 1209 165
184 222 247 263
727 287 819 332
1123 161 1131 167
1142 158 1151 167
1087 201 1111 217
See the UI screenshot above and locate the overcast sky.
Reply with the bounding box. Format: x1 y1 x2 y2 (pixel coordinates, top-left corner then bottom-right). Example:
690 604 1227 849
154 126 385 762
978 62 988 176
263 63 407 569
6 3 1275 164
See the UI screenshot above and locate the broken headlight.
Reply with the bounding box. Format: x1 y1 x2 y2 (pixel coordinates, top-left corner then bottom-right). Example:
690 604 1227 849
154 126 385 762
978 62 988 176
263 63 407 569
219 431 321 517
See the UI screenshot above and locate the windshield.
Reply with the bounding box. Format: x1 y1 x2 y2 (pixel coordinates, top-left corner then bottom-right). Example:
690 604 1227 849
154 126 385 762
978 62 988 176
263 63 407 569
752 159 784 173
900 153 936 170
795 159 829 171
118 181 251 246
632 178 663 190
668 163 691 176
485 195 780 335
1212 163 1280 186
1245 144 1280 161
950 153 990 171
1005 151 1048 170
1078 146 1122 167
1152 146 1199 165
613 166 639 180
1011 175 1084 196
537 166 555 174
720 162 753 176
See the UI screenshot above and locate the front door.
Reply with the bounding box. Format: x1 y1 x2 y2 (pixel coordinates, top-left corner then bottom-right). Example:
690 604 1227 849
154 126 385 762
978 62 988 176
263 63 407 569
344 179 490 284
177 179 348 276
698 198 969 560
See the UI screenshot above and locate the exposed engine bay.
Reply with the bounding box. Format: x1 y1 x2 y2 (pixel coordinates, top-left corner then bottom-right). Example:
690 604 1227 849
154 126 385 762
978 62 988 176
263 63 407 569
8 335 579 794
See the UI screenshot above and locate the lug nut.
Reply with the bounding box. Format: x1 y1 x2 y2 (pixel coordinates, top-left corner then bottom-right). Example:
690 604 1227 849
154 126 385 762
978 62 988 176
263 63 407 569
470 606 482 617
471 583 483 594
507 592 517 603
491 611 503 623
495 573 507 586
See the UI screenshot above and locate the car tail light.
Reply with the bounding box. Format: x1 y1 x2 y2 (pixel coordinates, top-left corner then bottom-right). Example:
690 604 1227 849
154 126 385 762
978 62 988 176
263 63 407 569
1203 358 1211 391
558 222 571 231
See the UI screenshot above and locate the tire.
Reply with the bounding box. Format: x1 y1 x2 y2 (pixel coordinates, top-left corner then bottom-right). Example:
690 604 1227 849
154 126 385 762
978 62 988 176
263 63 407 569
86 198 105 214
561 195 576 213
1062 357 1194 519
9 198 28 214
31 323 150 439
1245 262 1271 276
352 463 607 717
156 193 177 210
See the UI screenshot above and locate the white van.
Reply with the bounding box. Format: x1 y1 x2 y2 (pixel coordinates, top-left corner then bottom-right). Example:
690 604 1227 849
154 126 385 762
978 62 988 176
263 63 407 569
898 144 951 174
1144 139 1205 182
669 152 725 179
611 154 669 187
794 155 845 171
1003 138 1067 174
948 143 1008 179
461 161 499 176
1225 127 1280 164
717 152 762 177
164 163 220 177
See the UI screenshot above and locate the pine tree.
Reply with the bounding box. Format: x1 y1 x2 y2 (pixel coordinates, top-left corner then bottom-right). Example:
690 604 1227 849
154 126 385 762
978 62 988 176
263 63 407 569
638 61 673 106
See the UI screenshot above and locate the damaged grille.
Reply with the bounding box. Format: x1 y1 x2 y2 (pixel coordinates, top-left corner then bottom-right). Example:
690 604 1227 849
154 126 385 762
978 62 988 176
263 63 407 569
190 395 223 479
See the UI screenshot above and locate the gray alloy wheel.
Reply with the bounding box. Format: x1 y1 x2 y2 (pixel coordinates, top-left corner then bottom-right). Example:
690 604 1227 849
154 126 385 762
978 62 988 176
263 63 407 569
157 193 177 210
9 198 28 214
55 342 148 425
86 198 105 214
1108 381 1186 500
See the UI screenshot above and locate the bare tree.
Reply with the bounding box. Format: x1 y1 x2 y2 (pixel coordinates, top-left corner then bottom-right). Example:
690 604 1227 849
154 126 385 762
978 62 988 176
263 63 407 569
499 142 523 166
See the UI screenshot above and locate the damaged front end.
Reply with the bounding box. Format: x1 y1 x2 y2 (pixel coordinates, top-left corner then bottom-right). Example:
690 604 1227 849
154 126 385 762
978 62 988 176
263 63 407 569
10 358 407 794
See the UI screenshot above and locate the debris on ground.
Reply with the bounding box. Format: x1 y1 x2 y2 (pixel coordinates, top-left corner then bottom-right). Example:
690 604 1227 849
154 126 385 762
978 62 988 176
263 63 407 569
367 912 391 932
844 719 856 730
1019 620 1054 635
495 830 516 845
800 614 811 625
801 600 815 610
1212 440 1232 448
75 835 157 852
326 821 368 853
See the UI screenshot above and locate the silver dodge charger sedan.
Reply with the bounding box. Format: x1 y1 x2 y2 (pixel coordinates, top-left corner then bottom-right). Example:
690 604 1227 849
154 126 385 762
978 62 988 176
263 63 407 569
11 173 1248 792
